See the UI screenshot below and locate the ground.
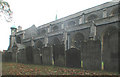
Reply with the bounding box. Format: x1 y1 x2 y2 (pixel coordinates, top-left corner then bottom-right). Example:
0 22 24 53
2 62 119 75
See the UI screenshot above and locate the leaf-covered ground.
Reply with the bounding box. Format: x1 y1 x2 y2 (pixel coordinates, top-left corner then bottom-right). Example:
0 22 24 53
2 62 118 75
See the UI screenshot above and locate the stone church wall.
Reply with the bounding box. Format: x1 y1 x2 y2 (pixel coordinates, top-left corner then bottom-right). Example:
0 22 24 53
2 2 119 73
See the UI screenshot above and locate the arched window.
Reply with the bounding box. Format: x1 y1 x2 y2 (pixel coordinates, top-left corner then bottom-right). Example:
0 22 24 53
110 7 119 16
68 21 75 26
34 40 43 49
53 26 59 31
52 37 61 45
41 29 46 35
87 14 98 22
102 26 117 40
72 32 84 49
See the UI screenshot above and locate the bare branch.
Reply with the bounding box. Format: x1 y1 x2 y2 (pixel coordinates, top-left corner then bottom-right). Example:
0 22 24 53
0 0 12 22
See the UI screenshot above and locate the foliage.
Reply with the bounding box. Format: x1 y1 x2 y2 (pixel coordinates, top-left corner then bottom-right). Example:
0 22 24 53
2 62 118 75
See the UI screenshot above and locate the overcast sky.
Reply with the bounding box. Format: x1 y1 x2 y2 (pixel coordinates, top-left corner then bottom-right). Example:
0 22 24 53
0 0 112 51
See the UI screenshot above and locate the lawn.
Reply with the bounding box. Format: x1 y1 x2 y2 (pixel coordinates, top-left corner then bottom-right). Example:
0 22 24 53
2 62 118 75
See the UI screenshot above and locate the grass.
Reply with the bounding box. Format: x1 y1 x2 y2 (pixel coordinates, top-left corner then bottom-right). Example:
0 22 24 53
2 62 119 75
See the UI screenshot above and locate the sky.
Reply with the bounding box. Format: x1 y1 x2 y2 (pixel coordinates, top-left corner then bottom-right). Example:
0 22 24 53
0 0 113 51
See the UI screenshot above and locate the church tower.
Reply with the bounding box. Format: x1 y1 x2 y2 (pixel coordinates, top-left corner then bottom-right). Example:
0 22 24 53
8 25 17 50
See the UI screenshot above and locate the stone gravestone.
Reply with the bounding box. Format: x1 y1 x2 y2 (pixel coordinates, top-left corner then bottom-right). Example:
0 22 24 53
17 49 26 63
53 44 65 66
25 46 34 64
42 47 52 65
33 49 42 65
33 40 44 65
34 54 42 64
66 48 81 68
81 40 101 70
102 30 119 72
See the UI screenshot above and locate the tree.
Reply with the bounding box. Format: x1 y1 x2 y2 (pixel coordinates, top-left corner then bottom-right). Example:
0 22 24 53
0 0 12 22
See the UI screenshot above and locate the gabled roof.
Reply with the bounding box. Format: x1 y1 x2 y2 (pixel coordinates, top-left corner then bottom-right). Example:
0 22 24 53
37 2 118 29
24 25 38 39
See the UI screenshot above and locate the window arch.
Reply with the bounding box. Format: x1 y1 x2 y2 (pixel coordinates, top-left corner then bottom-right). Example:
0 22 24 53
34 40 44 49
110 7 119 16
53 26 59 31
68 21 75 26
72 32 84 49
101 26 118 71
87 14 98 22
52 37 61 45
102 26 118 40
41 29 46 35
